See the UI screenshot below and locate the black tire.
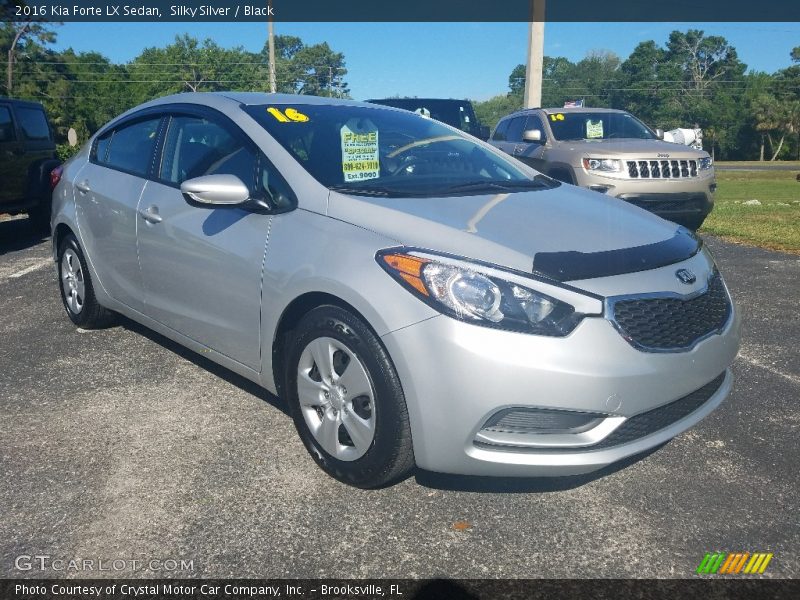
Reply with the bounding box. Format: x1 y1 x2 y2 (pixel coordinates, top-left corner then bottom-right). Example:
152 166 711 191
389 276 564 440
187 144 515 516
57 234 115 329
284 305 415 488
549 168 575 184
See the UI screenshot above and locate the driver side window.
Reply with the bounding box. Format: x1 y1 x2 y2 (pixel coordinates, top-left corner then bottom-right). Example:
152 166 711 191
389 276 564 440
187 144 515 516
160 115 256 189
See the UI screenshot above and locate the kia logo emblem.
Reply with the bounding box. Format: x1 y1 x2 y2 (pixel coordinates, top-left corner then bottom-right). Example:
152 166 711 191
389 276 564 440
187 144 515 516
676 269 696 284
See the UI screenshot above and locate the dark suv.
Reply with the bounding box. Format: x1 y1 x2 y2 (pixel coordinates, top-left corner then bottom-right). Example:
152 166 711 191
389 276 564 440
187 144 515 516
366 98 490 140
1 97 61 231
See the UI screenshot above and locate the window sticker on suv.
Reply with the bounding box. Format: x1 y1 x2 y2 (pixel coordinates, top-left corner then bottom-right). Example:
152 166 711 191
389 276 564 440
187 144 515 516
340 123 379 182
586 119 604 139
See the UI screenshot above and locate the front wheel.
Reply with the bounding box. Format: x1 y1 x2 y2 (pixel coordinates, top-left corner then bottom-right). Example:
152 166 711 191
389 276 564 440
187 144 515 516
284 306 415 488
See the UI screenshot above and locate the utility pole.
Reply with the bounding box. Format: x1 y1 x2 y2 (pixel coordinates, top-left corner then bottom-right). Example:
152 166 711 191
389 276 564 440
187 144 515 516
523 0 545 108
267 4 276 93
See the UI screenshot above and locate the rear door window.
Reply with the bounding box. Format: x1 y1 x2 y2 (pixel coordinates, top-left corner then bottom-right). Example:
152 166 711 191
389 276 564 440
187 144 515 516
15 107 51 141
101 117 162 177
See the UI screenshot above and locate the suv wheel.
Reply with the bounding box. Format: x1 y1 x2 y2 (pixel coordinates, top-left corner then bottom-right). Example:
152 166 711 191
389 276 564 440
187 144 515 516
58 234 115 328
284 305 415 488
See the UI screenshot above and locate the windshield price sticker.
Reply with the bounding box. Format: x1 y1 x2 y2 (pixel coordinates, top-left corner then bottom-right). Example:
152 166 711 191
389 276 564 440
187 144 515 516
266 107 309 123
585 119 604 138
341 126 380 182
549 113 565 121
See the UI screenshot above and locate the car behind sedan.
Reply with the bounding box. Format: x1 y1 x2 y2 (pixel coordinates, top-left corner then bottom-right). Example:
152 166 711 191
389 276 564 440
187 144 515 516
52 93 740 488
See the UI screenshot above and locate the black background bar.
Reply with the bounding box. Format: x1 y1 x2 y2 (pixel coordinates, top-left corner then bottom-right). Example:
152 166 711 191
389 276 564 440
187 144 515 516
3 0 800 22
2 579 799 600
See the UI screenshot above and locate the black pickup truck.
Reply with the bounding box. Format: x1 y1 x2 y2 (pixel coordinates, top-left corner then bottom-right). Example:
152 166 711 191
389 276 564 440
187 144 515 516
1 97 61 232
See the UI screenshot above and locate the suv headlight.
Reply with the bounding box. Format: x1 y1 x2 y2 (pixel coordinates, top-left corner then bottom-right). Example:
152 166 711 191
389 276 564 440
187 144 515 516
377 251 585 337
699 157 713 170
582 158 622 172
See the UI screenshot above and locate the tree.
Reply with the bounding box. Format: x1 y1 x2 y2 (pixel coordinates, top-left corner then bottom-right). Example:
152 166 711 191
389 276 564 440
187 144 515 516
751 93 799 161
261 35 348 97
2 19 58 93
473 94 522 130
508 52 619 108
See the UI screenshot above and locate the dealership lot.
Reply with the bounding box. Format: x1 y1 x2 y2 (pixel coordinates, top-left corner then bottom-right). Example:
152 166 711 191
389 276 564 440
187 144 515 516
1 216 797 579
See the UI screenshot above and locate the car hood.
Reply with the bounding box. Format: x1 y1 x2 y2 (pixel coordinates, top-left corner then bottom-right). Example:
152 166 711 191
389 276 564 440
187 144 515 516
554 138 707 158
328 184 686 279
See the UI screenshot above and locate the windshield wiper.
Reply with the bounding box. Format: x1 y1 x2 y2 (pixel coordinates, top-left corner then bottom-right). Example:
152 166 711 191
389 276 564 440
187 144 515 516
443 178 552 194
329 185 404 197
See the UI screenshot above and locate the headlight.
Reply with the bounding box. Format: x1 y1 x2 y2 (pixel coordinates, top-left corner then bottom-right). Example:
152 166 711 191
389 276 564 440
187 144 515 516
699 157 713 170
582 158 622 172
377 251 584 337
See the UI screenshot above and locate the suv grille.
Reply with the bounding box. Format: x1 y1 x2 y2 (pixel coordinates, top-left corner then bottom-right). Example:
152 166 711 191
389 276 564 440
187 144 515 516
610 273 731 351
627 159 698 179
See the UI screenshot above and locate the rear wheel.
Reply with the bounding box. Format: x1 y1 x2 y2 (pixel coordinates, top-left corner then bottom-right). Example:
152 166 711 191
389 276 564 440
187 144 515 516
57 234 115 328
284 305 414 488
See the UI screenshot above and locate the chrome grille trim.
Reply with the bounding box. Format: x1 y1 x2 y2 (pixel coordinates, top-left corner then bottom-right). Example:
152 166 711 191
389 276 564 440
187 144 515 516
626 159 699 179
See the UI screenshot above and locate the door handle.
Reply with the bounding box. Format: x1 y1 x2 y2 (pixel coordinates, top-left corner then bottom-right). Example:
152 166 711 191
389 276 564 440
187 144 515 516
75 180 91 194
139 205 163 224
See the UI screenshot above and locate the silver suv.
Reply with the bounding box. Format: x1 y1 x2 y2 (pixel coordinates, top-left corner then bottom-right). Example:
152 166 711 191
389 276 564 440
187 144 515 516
489 107 716 230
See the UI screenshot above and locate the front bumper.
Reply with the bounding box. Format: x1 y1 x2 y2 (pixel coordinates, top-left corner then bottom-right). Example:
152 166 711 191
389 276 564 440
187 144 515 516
574 169 716 228
381 301 740 477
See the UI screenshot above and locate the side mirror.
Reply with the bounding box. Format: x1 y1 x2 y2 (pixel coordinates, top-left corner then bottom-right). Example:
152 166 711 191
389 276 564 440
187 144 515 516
522 129 542 143
655 128 665 140
478 125 491 141
181 174 250 207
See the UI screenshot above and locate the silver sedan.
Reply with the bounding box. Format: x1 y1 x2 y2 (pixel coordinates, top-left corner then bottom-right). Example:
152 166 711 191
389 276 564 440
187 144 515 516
51 93 740 488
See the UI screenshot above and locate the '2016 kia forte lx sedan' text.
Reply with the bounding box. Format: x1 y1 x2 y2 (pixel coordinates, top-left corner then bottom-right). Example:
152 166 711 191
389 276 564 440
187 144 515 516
51 93 740 488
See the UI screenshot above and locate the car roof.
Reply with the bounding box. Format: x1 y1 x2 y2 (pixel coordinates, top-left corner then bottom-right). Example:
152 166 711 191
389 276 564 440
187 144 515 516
0 96 46 109
366 98 472 103
143 91 384 110
502 106 627 120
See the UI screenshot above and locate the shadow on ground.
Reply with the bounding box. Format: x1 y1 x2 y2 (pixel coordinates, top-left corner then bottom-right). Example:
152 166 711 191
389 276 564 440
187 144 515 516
0 217 48 255
119 316 289 417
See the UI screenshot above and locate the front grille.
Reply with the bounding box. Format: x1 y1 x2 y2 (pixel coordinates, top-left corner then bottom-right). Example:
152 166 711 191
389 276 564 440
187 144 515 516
586 373 725 450
622 194 706 214
610 272 731 351
627 159 698 179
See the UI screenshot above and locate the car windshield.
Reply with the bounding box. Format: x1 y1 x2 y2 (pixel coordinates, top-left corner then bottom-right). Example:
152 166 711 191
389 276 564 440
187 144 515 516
244 104 546 197
547 111 656 141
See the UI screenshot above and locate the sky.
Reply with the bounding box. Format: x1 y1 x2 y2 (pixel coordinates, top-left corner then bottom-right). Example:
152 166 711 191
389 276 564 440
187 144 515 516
50 21 800 101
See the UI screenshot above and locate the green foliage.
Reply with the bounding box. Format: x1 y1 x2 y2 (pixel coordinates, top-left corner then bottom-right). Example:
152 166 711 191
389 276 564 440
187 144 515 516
473 94 522 130
4 27 350 148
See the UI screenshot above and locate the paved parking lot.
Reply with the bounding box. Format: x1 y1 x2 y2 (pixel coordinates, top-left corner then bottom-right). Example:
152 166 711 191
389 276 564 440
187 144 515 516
1 215 798 579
